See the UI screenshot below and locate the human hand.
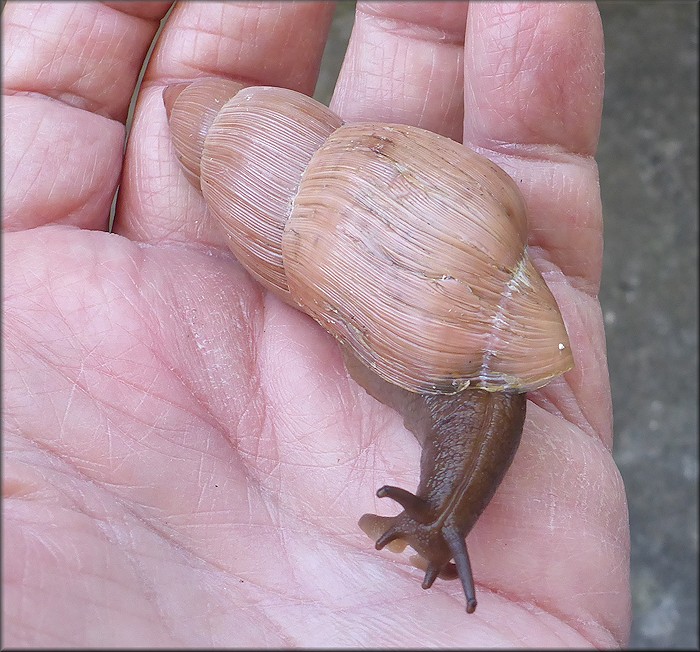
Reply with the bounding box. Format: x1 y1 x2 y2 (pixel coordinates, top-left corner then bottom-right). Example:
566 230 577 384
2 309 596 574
3 1 629 646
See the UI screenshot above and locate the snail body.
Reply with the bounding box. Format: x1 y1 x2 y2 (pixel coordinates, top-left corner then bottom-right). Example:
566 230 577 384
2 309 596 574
344 351 526 614
165 79 573 613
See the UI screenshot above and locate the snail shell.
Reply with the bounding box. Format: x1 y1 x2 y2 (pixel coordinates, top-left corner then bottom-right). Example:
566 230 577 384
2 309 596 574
165 81 573 395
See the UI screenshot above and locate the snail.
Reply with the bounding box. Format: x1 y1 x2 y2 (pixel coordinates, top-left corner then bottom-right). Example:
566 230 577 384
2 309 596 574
164 78 574 613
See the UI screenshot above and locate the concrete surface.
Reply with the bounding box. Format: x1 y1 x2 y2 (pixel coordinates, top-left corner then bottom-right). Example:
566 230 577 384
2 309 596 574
597 2 698 648
314 2 698 648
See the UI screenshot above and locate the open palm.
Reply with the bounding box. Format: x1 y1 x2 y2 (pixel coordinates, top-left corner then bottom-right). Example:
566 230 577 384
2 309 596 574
3 2 630 646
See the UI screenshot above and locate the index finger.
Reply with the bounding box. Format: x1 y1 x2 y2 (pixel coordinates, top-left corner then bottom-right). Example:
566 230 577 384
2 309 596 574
460 3 610 444
464 2 605 292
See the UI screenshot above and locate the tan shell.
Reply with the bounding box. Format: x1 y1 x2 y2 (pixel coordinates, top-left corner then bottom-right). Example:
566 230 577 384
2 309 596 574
165 82 573 393
164 77 246 190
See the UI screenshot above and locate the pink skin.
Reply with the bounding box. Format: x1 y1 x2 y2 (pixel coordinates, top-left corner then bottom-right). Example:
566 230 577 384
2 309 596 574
3 1 629 647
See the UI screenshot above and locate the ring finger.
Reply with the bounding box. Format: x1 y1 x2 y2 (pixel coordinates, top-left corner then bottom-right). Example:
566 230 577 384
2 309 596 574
114 1 335 245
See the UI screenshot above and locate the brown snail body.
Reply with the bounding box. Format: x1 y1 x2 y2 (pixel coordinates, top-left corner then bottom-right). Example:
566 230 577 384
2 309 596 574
165 79 573 613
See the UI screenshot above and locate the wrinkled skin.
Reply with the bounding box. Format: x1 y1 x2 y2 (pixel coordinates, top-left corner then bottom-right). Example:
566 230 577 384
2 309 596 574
2 1 630 647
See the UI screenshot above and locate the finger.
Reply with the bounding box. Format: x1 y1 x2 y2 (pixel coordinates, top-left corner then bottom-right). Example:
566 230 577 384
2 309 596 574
460 3 608 439
330 1 467 140
114 1 335 244
463 2 605 291
464 2 603 155
1 2 172 232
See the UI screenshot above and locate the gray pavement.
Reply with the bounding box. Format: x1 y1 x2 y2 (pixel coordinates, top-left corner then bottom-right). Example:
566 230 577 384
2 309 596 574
597 2 698 648
315 2 698 648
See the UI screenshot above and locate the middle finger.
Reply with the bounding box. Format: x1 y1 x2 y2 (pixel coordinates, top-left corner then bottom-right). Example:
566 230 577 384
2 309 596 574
331 1 467 141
